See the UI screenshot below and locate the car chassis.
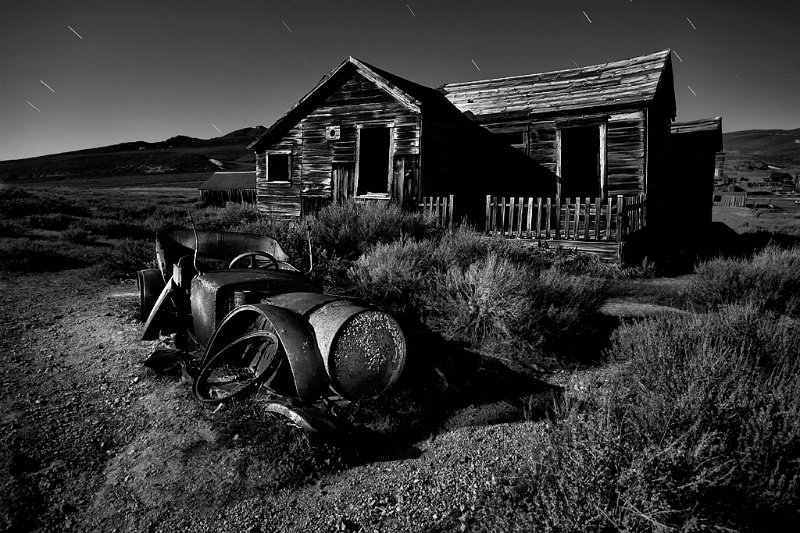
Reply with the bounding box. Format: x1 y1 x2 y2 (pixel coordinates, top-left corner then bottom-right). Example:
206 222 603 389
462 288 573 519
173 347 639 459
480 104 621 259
137 229 407 430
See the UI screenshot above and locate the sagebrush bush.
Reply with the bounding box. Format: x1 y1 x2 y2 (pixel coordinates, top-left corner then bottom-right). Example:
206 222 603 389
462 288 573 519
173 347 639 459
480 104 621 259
480 305 800 531
690 245 800 316
0 240 88 272
0 187 88 218
100 239 157 278
306 200 437 259
350 231 609 364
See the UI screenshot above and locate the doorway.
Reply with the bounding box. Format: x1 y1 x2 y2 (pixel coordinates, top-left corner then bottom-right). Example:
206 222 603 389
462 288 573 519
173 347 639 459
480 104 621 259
357 127 391 195
560 125 601 199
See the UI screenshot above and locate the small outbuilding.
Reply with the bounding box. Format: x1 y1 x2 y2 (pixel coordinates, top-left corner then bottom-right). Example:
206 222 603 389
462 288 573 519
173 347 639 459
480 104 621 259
199 171 257 206
668 117 723 233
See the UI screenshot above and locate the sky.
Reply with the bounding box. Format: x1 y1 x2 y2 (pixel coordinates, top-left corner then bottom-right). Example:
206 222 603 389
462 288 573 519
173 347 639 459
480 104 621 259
1 0 799 161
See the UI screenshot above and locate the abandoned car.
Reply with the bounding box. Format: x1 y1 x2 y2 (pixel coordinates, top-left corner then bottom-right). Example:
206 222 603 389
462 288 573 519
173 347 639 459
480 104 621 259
136 229 407 426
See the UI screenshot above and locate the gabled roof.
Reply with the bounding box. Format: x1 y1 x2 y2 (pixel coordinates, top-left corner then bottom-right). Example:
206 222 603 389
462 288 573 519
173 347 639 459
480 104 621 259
199 171 255 190
440 49 675 121
671 117 723 151
249 57 455 152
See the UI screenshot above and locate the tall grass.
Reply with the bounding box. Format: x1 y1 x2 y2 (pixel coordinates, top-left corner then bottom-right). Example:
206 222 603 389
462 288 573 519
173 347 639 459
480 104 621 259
479 304 800 531
690 245 800 316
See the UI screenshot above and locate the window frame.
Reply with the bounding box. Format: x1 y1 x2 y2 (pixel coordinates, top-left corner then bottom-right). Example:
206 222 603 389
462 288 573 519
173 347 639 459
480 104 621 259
265 150 292 184
354 122 395 198
555 121 607 201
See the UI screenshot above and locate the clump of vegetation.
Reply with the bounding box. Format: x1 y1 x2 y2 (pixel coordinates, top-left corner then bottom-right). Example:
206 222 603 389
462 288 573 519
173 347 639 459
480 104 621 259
349 228 609 365
689 245 800 316
100 239 157 278
0 240 88 272
479 304 800 531
306 200 439 259
0 187 88 218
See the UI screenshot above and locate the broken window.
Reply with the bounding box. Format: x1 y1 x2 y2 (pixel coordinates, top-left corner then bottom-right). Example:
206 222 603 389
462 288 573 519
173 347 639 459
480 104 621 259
267 152 290 182
560 125 601 199
357 127 391 195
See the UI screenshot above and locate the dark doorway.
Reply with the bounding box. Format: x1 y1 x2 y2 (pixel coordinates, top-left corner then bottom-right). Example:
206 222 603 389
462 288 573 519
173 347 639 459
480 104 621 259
357 127 391 195
560 126 600 198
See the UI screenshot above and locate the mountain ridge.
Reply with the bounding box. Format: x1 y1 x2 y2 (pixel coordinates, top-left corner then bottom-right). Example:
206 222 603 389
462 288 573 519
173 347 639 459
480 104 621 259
0 126 266 182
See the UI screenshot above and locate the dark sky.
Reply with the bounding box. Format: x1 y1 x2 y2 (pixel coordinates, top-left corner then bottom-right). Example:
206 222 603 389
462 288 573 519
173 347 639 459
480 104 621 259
2 0 798 160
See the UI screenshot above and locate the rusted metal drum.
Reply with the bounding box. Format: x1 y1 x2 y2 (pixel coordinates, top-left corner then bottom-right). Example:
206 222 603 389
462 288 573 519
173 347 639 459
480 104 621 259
308 301 406 401
264 292 407 401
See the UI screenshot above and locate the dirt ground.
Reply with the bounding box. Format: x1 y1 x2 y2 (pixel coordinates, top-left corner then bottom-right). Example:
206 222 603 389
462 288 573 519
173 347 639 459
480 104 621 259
0 266 691 533
0 268 540 532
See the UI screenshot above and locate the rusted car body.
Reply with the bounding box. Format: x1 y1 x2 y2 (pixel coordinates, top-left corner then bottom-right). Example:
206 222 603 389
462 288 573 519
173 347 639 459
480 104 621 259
137 229 406 418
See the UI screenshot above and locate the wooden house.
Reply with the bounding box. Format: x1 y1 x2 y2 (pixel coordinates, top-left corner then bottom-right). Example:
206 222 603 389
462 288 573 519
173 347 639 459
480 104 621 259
199 171 256 206
441 49 676 201
669 117 723 232
440 49 676 261
248 57 556 220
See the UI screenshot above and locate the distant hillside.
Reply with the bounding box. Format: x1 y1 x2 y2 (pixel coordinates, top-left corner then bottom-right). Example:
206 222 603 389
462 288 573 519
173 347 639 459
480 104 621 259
723 128 800 167
0 126 266 183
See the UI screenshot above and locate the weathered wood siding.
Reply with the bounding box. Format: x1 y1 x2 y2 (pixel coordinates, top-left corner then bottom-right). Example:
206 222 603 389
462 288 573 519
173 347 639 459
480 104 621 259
255 141 302 217
526 121 557 173
606 111 646 196
256 71 421 216
478 108 646 197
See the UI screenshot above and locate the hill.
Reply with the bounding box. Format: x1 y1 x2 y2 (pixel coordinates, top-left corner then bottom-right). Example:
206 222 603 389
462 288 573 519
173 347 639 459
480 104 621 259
723 128 800 167
0 126 266 184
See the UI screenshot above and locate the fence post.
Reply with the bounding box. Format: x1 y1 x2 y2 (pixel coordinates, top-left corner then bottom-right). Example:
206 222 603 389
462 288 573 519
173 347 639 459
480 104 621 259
615 195 624 242
554 196 561 239
536 197 542 238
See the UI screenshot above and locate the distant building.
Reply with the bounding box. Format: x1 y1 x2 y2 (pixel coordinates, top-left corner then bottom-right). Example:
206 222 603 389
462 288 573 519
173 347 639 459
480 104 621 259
198 171 256 206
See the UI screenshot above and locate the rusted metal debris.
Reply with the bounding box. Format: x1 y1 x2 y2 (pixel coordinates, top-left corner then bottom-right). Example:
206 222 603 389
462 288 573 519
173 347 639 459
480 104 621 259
137 229 406 431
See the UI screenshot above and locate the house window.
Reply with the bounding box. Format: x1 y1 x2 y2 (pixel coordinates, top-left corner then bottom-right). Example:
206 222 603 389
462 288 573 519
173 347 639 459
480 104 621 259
267 151 290 182
356 126 392 196
558 124 606 199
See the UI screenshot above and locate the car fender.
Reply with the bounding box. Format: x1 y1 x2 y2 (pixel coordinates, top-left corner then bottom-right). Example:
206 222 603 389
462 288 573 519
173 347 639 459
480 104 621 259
202 304 329 403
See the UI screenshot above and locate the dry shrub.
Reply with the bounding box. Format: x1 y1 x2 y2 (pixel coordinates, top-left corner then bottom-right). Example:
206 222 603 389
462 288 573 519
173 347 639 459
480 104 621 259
100 239 156 278
690 244 800 316
478 305 800 531
0 240 87 272
349 231 609 365
306 199 438 259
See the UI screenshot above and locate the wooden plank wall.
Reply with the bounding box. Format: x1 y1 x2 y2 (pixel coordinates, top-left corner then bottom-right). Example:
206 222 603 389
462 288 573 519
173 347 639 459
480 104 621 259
200 189 257 206
481 108 647 197
606 111 646 196
255 71 421 216
295 72 420 203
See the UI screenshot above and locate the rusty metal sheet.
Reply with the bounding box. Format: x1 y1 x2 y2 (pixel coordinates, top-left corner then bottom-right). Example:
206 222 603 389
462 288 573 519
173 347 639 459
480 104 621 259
190 270 317 347
194 330 281 403
263 292 342 316
141 279 177 341
202 304 328 403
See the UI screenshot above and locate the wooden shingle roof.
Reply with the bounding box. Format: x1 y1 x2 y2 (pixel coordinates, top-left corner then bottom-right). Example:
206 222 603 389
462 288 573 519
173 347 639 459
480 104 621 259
199 171 255 190
440 49 675 121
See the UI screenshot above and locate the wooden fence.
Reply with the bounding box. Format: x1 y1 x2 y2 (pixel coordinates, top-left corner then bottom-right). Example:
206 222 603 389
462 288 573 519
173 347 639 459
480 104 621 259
712 192 747 207
485 194 646 242
419 195 455 229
